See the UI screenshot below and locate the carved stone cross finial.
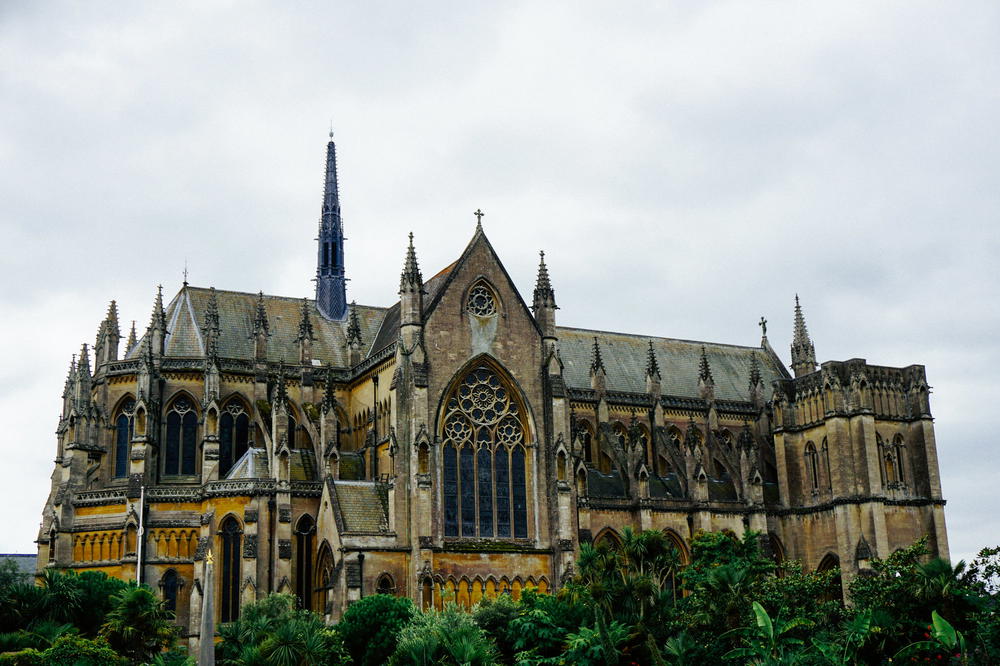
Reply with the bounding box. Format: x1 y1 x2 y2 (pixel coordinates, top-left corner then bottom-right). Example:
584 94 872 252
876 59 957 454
474 208 484 229
759 316 767 338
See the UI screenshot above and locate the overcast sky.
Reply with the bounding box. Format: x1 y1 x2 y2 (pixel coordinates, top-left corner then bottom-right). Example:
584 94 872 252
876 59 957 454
1 2 997 563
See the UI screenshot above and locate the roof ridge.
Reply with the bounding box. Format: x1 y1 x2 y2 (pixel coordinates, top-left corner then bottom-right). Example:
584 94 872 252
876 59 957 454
556 325 765 351
181 285 388 311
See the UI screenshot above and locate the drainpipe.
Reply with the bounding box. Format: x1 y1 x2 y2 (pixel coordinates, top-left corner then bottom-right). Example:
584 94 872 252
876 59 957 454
357 553 365 599
136 484 145 584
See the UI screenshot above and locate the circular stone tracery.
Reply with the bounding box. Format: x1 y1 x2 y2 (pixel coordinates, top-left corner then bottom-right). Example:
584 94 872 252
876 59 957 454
466 284 498 317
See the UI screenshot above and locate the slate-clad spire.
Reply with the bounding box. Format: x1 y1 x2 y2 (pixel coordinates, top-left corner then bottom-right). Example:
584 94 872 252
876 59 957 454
790 294 817 378
202 288 221 359
316 130 348 320
399 232 423 292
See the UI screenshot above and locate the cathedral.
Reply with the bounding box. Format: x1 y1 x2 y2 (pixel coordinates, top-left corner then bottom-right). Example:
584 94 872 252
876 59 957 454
37 133 949 647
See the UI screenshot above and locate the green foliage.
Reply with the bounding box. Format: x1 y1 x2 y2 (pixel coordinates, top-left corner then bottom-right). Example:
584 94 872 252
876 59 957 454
100 586 178 664
216 593 350 666
336 594 413 666
38 634 126 665
391 603 498 666
722 601 814 665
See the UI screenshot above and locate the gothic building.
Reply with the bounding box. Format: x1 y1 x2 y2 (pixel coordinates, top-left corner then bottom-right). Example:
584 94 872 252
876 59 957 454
36 133 949 648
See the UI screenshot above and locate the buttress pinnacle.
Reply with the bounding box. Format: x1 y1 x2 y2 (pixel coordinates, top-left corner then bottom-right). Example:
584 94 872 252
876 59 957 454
590 337 605 375
532 250 556 309
399 232 423 292
790 294 817 377
698 346 714 383
645 340 661 380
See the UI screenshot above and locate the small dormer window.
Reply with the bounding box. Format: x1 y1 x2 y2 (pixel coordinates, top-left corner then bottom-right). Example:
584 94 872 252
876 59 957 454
466 282 498 317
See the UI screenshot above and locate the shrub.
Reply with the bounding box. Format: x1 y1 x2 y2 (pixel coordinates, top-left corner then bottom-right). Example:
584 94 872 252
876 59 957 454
337 594 414 666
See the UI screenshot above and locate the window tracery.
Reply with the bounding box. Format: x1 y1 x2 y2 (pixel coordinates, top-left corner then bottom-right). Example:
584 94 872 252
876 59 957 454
219 399 250 478
442 365 529 539
164 397 197 476
466 283 498 317
804 441 819 491
114 398 135 479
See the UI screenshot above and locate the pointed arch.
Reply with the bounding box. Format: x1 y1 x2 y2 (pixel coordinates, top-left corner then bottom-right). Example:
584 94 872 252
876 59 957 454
314 540 334 614
438 356 533 540
219 395 252 478
804 441 819 491
577 419 595 463
112 395 136 479
160 568 180 614
219 515 242 622
164 392 199 477
594 527 622 549
376 573 396 596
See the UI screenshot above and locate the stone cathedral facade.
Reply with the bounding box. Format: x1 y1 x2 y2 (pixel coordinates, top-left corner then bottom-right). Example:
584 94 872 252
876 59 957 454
37 134 949 647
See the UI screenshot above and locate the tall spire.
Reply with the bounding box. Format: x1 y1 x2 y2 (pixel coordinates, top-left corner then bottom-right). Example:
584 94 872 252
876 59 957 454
790 294 817 377
315 130 348 320
399 232 423 292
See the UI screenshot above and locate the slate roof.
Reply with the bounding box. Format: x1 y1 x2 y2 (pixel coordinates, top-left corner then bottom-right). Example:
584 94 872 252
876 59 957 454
328 479 390 533
0 554 36 581
559 328 788 402
225 447 318 481
369 261 457 356
128 287 388 368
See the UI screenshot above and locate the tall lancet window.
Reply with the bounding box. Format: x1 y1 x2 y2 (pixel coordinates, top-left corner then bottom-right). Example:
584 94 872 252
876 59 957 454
164 396 197 476
220 516 242 622
114 398 135 478
441 364 529 539
218 399 250 478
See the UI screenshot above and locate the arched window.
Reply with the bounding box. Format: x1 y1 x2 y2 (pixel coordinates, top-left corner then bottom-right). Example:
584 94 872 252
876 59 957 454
421 577 433 610
893 435 906 484
417 442 430 474
294 515 315 610
314 543 334 614
376 573 395 595
219 399 250 478
161 568 179 614
466 282 498 317
164 396 197 476
556 450 567 481
220 517 242 623
441 364 529 539
114 398 135 478
804 441 819 490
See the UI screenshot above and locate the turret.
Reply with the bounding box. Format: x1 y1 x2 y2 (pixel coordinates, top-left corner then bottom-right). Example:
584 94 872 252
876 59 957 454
791 295 818 378
532 251 557 345
315 130 348 320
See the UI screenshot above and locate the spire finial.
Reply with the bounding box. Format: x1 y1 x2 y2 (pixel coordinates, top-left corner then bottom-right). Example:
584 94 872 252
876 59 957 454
399 232 423 292
532 249 556 310
590 337 605 375
698 345 714 383
790 294 817 377
646 340 661 380
346 300 363 347
182 259 189 287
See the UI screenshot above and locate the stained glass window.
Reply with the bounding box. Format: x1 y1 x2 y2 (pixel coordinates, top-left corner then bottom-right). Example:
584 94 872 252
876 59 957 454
219 402 250 478
161 569 178 613
164 397 197 477
440 365 528 539
114 399 134 479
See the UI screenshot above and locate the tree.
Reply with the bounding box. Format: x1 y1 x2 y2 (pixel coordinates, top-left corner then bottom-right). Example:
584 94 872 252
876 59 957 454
100 586 178 664
391 603 498 666
336 594 413 666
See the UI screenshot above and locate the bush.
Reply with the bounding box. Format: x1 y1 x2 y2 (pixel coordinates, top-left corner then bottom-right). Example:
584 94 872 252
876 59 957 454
391 603 498 666
337 594 414 666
